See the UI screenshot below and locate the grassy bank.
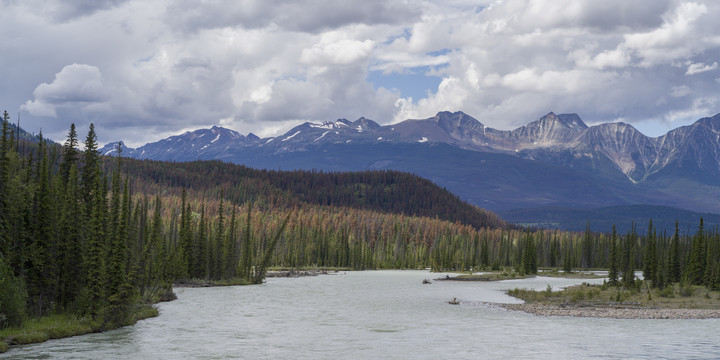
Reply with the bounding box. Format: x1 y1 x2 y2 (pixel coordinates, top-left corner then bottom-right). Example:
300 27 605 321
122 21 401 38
174 277 254 287
0 305 159 354
508 281 720 309
438 269 604 282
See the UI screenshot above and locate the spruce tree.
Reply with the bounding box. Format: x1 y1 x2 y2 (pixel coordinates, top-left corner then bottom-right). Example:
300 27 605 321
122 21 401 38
521 232 537 275
480 235 489 268
178 189 191 279
240 203 254 280
59 123 79 185
668 221 681 283
211 194 225 280
56 163 85 309
608 225 619 286
703 226 718 287
0 111 9 258
643 220 657 287
194 204 207 279
685 218 705 285
224 205 239 279
106 157 128 300
622 227 635 288
27 138 58 316
85 174 107 319
81 123 100 211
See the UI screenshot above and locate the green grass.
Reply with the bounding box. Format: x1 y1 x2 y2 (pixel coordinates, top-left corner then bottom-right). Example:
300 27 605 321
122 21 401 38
0 305 159 353
174 277 254 287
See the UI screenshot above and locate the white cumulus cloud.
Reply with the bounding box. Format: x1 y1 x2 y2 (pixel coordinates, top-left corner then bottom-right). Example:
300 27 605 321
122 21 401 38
3 0 720 145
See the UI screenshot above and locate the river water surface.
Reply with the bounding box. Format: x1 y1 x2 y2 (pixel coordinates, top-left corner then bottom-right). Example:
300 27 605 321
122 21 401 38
5 270 719 359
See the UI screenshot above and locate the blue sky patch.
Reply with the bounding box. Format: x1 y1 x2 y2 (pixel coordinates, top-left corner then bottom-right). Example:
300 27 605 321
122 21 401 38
367 69 442 101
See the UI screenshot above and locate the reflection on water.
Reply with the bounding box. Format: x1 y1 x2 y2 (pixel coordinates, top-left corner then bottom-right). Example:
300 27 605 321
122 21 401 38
4 270 719 359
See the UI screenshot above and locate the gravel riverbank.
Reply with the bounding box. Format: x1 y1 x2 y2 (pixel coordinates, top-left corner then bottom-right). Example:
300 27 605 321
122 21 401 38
499 303 720 319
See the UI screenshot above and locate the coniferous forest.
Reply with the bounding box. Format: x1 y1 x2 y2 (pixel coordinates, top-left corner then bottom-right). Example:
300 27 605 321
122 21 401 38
1 115 720 333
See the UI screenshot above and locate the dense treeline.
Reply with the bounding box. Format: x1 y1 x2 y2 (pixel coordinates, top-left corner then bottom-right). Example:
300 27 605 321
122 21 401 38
2 118 719 333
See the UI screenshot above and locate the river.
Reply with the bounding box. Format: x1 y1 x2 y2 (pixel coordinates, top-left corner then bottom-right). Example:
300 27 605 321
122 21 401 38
5 270 719 359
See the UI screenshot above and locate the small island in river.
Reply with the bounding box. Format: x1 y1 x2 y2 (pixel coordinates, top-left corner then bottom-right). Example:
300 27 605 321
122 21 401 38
500 282 720 319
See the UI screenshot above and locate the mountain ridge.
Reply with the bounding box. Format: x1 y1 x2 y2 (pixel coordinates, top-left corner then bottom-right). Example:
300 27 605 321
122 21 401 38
103 111 720 218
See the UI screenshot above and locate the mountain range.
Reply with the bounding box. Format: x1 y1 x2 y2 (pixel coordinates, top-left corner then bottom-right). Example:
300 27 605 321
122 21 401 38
103 111 720 231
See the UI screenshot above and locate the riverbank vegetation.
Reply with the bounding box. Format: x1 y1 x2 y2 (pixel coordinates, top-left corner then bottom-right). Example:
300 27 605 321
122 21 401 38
439 269 604 282
508 282 720 309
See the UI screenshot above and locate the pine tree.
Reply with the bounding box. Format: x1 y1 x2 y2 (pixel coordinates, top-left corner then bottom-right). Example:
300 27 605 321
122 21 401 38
622 227 635 288
27 138 58 316
643 220 658 287
81 123 100 211
194 204 207 279
562 244 573 273
608 225 619 286
685 218 705 285
178 189 191 279
85 174 107 319
655 248 668 290
224 205 239 279
582 223 593 268
59 123 79 186
240 203 254 280
0 110 10 258
668 221 681 283
211 194 225 280
703 226 718 287
521 232 537 275
106 156 128 301
480 234 489 269
56 163 85 309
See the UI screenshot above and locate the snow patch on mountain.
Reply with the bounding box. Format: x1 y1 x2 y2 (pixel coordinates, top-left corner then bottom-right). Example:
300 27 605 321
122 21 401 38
283 131 301 141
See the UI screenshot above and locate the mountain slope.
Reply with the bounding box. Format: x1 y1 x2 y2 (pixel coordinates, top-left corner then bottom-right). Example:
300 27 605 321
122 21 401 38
103 111 720 217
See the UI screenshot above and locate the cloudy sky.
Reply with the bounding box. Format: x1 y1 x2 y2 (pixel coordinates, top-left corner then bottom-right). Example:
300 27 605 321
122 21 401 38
2 0 720 147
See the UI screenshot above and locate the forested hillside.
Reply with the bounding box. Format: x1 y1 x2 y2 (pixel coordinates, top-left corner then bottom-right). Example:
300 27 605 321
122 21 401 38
119 158 506 230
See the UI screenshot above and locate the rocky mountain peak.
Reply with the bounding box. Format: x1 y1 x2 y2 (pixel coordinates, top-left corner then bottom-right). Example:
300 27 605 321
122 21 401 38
511 112 587 147
531 112 587 130
352 117 381 130
435 111 484 133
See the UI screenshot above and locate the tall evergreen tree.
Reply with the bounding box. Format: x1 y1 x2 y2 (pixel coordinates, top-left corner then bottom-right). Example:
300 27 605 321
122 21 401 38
178 189 191 279
211 194 225 280
521 231 537 275
224 205 239 279
668 221 681 283
59 123 79 185
240 203 254 280
0 110 10 258
56 163 84 309
27 138 58 316
81 123 100 211
608 225 619 286
582 223 593 268
622 227 636 288
194 204 207 279
85 175 107 319
685 217 705 285
643 220 658 286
